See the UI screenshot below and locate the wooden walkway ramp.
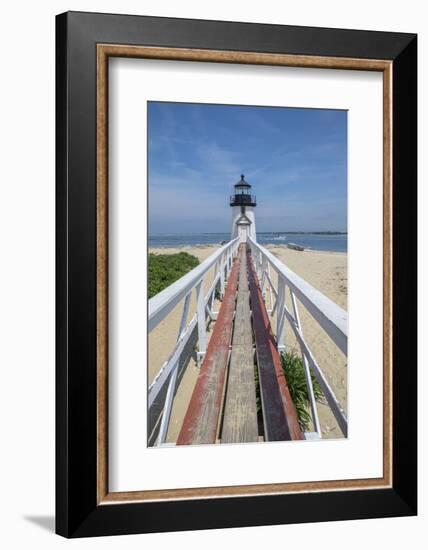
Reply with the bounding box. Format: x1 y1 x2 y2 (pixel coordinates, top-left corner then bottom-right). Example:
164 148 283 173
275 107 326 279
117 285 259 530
177 244 303 445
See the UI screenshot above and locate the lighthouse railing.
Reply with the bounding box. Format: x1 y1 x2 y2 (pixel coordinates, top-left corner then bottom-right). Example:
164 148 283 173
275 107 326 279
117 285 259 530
248 236 348 437
148 237 240 445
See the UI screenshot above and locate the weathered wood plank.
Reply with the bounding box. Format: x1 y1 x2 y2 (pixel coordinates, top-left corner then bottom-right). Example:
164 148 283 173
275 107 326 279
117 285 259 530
176 249 241 445
221 246 258 443
247 250 303 442
221 345 258 443
232 254 252 345
238 253 248 289
232 290 252 345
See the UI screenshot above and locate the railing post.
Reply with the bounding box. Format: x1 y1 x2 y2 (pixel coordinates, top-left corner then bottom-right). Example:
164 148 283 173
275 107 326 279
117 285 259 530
260 255 267 298
157 292 191 445
210 269 217 313
227 247 232 275
267 263 274 312
196 279 207 366
276 275 286 352
219 252 225 298
290 289 322 437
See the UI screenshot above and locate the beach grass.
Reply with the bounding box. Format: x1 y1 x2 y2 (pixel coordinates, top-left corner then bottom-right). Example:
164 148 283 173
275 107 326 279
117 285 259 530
148 251 199 298
253 350 323 433
281 351 323 431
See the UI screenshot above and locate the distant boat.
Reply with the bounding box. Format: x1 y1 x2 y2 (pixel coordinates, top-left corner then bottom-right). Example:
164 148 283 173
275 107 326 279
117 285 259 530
287 242 305 251
272 235 287 241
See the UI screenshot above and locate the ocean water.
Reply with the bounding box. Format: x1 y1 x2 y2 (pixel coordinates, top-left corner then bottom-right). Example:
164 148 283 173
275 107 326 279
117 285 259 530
149 232 347 253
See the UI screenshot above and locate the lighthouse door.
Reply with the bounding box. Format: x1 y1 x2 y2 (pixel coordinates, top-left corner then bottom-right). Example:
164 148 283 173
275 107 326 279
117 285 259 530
238 225 245 243
238 222 250 243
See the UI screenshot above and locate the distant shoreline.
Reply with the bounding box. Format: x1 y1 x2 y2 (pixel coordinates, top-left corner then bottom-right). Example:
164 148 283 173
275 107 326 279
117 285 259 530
149 243 347 256
150 231 348 236
267 244 347 256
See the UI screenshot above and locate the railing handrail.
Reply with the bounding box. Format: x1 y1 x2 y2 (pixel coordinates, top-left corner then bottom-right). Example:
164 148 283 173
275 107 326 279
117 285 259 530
149 237 240 332
248 237 347 355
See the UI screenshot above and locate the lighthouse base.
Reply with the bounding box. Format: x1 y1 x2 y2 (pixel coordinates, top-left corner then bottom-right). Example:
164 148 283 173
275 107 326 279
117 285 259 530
231 206 256 242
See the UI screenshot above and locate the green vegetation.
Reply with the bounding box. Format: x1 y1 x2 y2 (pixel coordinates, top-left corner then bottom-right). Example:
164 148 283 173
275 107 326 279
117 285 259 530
254 364 261 414
148 252 199 298
280 350 323 431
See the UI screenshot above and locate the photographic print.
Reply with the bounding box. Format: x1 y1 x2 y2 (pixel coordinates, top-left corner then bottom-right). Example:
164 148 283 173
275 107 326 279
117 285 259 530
147 102 348 447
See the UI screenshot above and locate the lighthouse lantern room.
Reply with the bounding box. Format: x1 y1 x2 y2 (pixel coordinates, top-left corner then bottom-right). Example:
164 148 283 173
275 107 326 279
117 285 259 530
230 175 257 243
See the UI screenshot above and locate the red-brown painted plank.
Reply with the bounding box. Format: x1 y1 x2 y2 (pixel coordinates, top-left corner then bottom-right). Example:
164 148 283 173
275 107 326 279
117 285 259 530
247 250 303 441
176 248 241 445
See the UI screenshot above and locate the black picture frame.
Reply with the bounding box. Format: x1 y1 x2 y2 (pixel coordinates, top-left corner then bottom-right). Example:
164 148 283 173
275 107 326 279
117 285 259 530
56 11 417 538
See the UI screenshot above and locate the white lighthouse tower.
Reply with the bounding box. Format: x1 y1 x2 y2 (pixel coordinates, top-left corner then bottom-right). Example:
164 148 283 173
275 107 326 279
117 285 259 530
230 174 257 243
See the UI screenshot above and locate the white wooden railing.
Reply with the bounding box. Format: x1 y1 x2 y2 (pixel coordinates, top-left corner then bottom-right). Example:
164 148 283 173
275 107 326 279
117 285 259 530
248 236 348 438
148 237 240 445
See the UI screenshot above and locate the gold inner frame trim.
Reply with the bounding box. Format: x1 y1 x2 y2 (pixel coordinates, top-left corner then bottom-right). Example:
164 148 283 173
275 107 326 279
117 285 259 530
96 44 393 505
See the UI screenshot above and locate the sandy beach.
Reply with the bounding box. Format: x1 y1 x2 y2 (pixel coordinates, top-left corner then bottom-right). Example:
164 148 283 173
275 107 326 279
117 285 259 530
149 244 347 442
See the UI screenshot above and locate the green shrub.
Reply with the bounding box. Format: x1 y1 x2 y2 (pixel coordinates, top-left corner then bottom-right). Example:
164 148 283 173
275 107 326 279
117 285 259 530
254 364 261 414
281 350 323 431
148 252 199 298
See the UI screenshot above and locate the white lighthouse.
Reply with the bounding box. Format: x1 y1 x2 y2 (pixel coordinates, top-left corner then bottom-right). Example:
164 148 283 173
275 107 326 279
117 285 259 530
230 174 257 243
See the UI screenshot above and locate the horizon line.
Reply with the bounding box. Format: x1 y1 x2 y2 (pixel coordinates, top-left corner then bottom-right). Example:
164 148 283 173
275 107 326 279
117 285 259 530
149 230 348 236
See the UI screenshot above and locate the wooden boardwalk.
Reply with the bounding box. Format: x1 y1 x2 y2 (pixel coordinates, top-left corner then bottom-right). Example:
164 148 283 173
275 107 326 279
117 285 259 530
177 244 302 445
222 249 258 443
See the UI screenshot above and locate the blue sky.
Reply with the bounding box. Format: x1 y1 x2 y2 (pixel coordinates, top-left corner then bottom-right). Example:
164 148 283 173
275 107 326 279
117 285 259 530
148 102 347 233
